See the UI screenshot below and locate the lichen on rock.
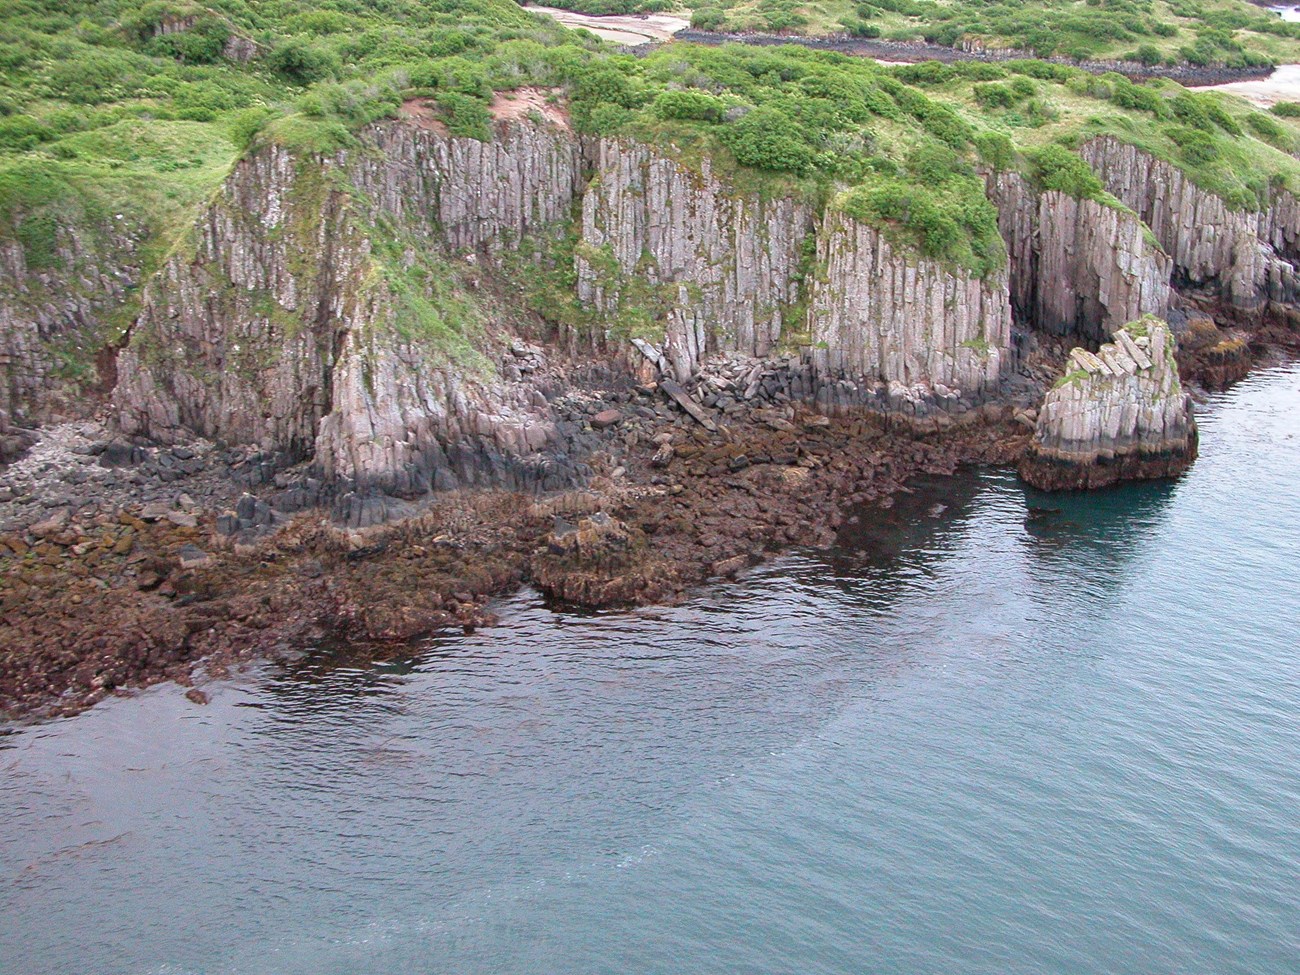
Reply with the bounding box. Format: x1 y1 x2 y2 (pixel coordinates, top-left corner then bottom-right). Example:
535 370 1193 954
1020 316 1197 490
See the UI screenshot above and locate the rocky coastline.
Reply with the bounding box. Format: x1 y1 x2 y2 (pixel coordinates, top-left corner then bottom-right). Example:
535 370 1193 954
3 112 1300 722
0 381 1030 720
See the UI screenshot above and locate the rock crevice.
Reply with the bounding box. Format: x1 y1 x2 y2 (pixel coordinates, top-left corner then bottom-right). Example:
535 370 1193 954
987 169 1171 341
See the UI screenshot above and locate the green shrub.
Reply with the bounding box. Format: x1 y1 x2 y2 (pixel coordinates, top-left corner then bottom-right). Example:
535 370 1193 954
905 139 969 183
1128 44 1164 66
1165 124 1221 165
839 17 881 38
266 38 340 85
226 106 272 150
974 131 1015 170
691 8 728 31
46 50 149 104
145 17 231 64
0 115 55 150
437 93 492 140
1027 143 1105 200
838 173 1004 277
1272 101 1300 118
1171 93 1242 135
721 106 815 175
652 90 726 123
1246 111 1291 149
973 83 1016 109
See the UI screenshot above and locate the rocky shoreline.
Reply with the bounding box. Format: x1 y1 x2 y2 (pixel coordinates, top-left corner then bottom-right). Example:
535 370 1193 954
0 376 1030 722
5 321 1299 722
670 29 1277 85
5 106 1300 724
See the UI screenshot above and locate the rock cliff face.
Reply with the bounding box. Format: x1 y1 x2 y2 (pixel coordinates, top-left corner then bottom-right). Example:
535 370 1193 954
987 170 1171 341
576 140 815 382
49 119 1281 507
1020 317 1196 489
808 210 1011 404
114 125 584 512
1080 136 1300 310
0 213 143 425
354 117 584 251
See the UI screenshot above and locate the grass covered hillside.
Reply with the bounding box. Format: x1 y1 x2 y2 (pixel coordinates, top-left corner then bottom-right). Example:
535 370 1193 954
4 0 1300 344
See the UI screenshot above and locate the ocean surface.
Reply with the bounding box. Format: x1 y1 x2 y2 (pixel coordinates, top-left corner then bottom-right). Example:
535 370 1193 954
2 362 1299 975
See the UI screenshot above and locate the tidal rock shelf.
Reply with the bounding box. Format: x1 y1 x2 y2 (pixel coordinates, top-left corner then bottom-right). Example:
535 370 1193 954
1020 317 1198 490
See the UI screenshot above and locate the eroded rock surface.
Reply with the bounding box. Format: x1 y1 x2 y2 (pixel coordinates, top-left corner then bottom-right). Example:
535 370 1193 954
988 170 1171 341
577 139 814 381
1020 317 1197 489
1081 136 1300 310
809 209 1011 401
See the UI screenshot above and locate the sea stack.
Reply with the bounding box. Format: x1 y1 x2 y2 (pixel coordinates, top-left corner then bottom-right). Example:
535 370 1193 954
1020 316 1197 490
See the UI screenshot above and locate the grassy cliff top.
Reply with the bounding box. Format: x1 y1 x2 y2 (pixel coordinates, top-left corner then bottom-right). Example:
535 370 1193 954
3 0 1300 280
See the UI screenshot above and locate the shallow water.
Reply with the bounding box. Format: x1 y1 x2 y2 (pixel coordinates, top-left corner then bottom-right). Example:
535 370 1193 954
3 363 1300 975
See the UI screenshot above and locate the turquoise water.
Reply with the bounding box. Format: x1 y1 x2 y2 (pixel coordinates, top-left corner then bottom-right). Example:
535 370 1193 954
2 364 1299 975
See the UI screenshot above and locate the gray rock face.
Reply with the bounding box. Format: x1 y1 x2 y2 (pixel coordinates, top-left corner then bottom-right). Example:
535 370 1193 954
114 123 584 503
0 214 142 425
577 140 815 382
987 169 1171 341
1020 317 1197 489
96 120 1273 508
1081 136 1300 309
354 119 584 251
808 210 1011 401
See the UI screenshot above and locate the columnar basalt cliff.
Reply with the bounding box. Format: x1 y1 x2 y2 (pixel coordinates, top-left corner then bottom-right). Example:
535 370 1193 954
987 170 1172 341
576 140 815 381
1080 136 1300 310
1020 317 1197 490
26 119 1290 515
808 209 1011 403
354 112 584 251
113 125 585 513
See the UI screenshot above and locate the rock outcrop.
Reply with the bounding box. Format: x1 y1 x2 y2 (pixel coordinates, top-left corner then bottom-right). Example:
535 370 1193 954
577 140 815 381
90 119 1293 511
808 209 1011 404
987 170 1171 341
1020 316 1197 489
113 124 585 511
0 210 143 425
530 511 675 606
355 115 584 251
1080 136 1300 310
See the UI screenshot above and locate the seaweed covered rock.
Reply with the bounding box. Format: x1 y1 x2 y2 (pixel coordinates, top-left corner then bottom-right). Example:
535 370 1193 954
1020 317 1197 490
530 511 675 606
1168 308 1252 389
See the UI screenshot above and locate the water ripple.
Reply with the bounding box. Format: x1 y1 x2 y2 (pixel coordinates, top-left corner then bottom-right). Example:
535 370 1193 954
2 364 1299 975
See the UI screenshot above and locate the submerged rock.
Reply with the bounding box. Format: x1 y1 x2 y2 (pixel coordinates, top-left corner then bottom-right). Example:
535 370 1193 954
530 511 674 606
1020 317 1197 490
